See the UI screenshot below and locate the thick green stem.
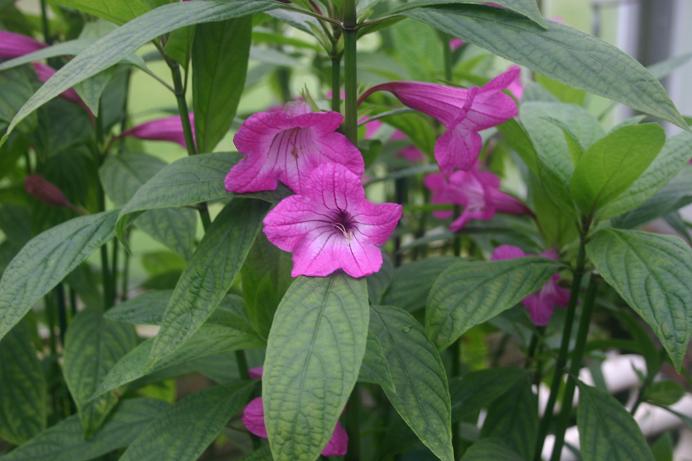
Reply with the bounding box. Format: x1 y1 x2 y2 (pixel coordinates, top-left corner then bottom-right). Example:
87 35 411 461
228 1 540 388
330 50 342 113
342 0 358 144
166 58 212 231
549 275 598 461
441 32 453 82
533 231 588 461
39 0 51 44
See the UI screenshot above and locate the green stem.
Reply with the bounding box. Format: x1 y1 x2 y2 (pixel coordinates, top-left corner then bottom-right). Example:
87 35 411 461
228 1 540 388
55 283 67 346
110 239 119 304
235 350 250 380
39 0 51 44
452 207 462 256
120 232 131 301
533 230 589 461
330 50 342 113
165 57 212 231
549 275 598 461
441 32 453 82
342 0 358 144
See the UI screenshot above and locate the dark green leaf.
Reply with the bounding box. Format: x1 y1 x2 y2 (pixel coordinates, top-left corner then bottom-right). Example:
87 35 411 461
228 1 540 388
193 17 251 153
0 398 168 461
449 368 527 422
150 199 267 363
367 254 393 304
426 257 561 349
105 290 173 325
263 275 369 461
63 310 137 436
462 438 523 461
0 211 117 340
577 382 654 461
404 5 685 126
587 229 691 370
119 382 253 461
0 321 46 444
53 0 167 25
382 257 455 312
366 305 453 461
644 380 685 406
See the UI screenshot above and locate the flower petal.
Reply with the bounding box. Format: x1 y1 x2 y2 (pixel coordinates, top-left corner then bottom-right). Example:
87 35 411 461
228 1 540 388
121 114 193 147
263 195 331 253
242 397 268 439
435 122 483 172
322 422 349 456
354 202 403 245
491 244 526 260
0 31 44 59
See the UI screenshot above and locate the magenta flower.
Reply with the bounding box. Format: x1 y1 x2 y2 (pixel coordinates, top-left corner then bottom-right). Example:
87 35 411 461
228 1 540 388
242 397 348 456
24 175 81 212
449 38 465 51
424 168 528 231
491 245 570 326
506 65 523 100
0 31 44 59
120 114 193 147
225 101 363 194
263 163 402 278
359 68 519 172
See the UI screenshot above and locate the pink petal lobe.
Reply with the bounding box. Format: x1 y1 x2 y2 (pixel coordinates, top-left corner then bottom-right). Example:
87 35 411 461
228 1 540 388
322 422 349 456
263 194 327 252
0 31 44 59
242 397 268 439
435 121 483 172
491 244 526 261
121 114 193 147
424 173 454 219
354 202 403 245
248 367 263 380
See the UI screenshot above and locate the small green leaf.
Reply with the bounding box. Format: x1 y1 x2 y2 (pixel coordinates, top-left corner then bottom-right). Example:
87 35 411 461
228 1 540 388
577 382 654 461
193 16 251 153
462 438 523 461
149 199 267 363
426 258 561 349
105 290 173 325
382 257 456 312
366 305 453 461
405 5 685 127
263 275 369 461
63 310 138 436
389 0 546 28
0 211 118 340
644 380 685 406
53 0 167 25
587 229 692 370
571 124 665 216
0 321 46 444
480 375 537 460
449 368 528 422
119 382 253 461
0 398 168 461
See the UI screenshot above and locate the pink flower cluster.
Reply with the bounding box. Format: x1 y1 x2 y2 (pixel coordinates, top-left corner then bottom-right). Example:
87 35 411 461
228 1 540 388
225 101 402 279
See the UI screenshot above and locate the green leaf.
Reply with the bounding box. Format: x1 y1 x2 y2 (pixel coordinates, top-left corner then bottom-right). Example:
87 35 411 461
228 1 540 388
600 131 692 219
119 382 253 461
366 305 453 461
0 321 46 444
426 257 561 349
193 16 251 153
0 39 87 72
535 74 587 105
241 234 292 340
367 254 393 304
651 433 674 461
105 290 173 325
404 5 685 127
1 0 278 139
644 380 685 406
577 382 654 461
53 0 167 24
100 152 197 257
587 229 692 370
0 398 168 461
382 257 456 312
571 124 665 216
63 310 138 436
149 199 267 363
449 368 527 422
263 275 369 461
0 211 117 340
480 375 537 460
648 52 692 79
96 322 262 397
0 67 37 135
462 438 523 461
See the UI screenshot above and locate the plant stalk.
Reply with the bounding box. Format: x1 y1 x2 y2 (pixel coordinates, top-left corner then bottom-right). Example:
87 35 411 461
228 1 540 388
330 50 342 113
549 275 598 461
39 0 51 44
342 0 358 144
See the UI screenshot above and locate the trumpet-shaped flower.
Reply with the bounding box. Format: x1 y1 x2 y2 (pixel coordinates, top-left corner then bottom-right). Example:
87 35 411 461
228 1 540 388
359 67 518 172
491 245 570 326
226 101 363 194
120 114 194 147
424 168 527 231
263 163 402 278
0 31 44 59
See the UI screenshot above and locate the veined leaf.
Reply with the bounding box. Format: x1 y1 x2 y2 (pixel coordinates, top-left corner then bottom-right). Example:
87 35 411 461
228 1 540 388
366 305 453 461
0 211 117 340
600 131 692 219
63 310 138 436
193 17 251 153
263 275 369 461
577 382 654 461
449 368 527 422
571 124 665 216
1 0 278 140
404 5 685 127
0 398 168 461
462 438 523 461
149 199 267 363
587 229 691 370
53 0 167 25
0 321 46 444
119 382 253 461
382 257 456 312
426 257 561 349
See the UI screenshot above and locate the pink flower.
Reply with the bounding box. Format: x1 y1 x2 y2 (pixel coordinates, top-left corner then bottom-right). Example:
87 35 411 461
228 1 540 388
226 101 364 194
391 130 425 163
242 397 348 456
491 245 570 326
24 175 80 212
248 367 264 380
363 118 382 140
32 63 87 109
449 38 465 51
359 68 519 172
263 163 402 278
506 65 523 100
0 31 44 59
120 114 193 147
424 168 528 231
